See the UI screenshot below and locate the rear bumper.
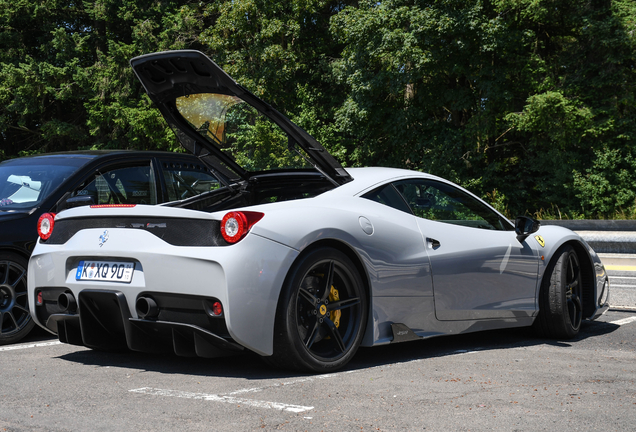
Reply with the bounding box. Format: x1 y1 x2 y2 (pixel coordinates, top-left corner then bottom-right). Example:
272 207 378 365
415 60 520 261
45 290 244 357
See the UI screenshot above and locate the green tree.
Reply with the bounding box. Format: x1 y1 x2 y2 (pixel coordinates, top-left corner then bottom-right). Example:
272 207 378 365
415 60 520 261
573 148 636 218
330 0 636 217
497 0 636 217
195 0 358 162
0 0 201 160
1 0 634 218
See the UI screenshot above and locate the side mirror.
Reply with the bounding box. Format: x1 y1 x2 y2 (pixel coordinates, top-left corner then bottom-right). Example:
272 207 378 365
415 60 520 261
515 216 540 238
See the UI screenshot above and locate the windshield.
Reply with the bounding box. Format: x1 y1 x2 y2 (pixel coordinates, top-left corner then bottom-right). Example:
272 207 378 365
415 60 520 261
0 160 82 211
175 93 312 173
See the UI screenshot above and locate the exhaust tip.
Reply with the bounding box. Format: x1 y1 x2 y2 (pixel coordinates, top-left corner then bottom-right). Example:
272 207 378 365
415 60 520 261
136 296 159 319
57 292 77 313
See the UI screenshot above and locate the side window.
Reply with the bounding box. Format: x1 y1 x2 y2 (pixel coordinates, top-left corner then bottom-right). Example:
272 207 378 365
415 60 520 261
72 164 157 205
161 161 220 201
393 179 508 231
361 183 413 214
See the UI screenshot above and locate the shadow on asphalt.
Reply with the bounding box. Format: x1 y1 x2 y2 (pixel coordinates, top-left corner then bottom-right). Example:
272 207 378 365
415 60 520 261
350 319 620 370
52 318 621 380
17 324 57 344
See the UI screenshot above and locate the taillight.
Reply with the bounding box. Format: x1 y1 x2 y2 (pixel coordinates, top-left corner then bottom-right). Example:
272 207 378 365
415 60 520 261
220 211 264 244
37 212 56 240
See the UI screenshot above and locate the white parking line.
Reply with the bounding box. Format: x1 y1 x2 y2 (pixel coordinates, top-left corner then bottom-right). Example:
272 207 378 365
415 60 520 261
225 372 349 396
608 284 636 289
129 387 314 413
610 316 636 326
0 341 61 352
129 372 358 413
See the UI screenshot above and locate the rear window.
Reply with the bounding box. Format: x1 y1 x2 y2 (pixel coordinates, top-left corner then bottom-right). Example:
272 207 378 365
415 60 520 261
175 93 313 174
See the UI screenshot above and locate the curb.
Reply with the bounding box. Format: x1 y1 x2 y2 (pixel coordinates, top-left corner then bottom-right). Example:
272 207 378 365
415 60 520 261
609 306 636 312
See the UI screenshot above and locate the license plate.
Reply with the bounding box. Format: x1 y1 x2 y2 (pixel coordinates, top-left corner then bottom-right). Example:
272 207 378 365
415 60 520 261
75 261 135 283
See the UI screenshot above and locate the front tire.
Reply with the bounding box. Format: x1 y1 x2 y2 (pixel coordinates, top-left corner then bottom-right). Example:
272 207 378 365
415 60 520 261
269 247 367 373
534 245 583 339
0 252 35 345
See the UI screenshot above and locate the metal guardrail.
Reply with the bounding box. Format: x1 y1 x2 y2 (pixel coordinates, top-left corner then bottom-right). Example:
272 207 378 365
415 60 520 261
540 220 636 254
540 220 636 231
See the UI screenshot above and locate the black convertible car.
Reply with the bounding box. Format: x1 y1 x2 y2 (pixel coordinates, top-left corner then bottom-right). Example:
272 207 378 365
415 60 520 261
0 150 221 344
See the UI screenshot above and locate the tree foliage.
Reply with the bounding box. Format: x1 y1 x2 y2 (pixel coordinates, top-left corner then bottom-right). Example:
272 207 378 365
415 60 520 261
329 0 636 217
0 0 202 158
1 0 635 218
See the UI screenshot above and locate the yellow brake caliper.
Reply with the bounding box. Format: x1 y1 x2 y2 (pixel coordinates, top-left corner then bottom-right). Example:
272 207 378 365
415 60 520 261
329 286 341 328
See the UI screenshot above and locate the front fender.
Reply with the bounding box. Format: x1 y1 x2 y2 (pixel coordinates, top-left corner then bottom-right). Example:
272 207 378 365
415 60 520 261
534 225 609 319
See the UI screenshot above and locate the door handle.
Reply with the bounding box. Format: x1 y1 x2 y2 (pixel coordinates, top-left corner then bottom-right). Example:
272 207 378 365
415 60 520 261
427 238 441 250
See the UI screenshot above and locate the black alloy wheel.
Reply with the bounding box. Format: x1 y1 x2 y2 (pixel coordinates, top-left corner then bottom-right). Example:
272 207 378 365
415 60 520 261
564 251 583 331
534 245 583 339
0 253 34 345
270 247 367 372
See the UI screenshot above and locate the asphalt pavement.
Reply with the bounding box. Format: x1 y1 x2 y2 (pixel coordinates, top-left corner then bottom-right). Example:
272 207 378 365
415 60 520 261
2 308 634 431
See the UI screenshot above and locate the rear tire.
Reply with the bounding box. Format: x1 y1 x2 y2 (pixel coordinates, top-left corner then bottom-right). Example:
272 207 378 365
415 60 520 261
267 247 367 373
0 252 35 345
533 245 583 339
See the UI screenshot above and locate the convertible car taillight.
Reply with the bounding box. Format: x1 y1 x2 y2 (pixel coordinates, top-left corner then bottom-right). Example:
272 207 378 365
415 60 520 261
37 212 56 240
221 211 264 244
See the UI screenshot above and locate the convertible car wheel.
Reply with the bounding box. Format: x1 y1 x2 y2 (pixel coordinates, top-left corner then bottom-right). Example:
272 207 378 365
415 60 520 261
534 245 583 339
270 247 367 372
0 253 34 345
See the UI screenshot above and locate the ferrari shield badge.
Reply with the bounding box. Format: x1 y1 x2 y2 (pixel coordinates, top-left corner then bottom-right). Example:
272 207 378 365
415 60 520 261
534 235 545 248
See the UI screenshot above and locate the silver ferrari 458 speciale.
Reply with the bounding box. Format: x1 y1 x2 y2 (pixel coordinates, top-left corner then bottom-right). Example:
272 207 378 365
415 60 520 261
28 50 610 372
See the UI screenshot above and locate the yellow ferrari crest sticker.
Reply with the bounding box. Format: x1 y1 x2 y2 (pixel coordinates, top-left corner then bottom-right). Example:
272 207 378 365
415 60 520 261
535 235 545 248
